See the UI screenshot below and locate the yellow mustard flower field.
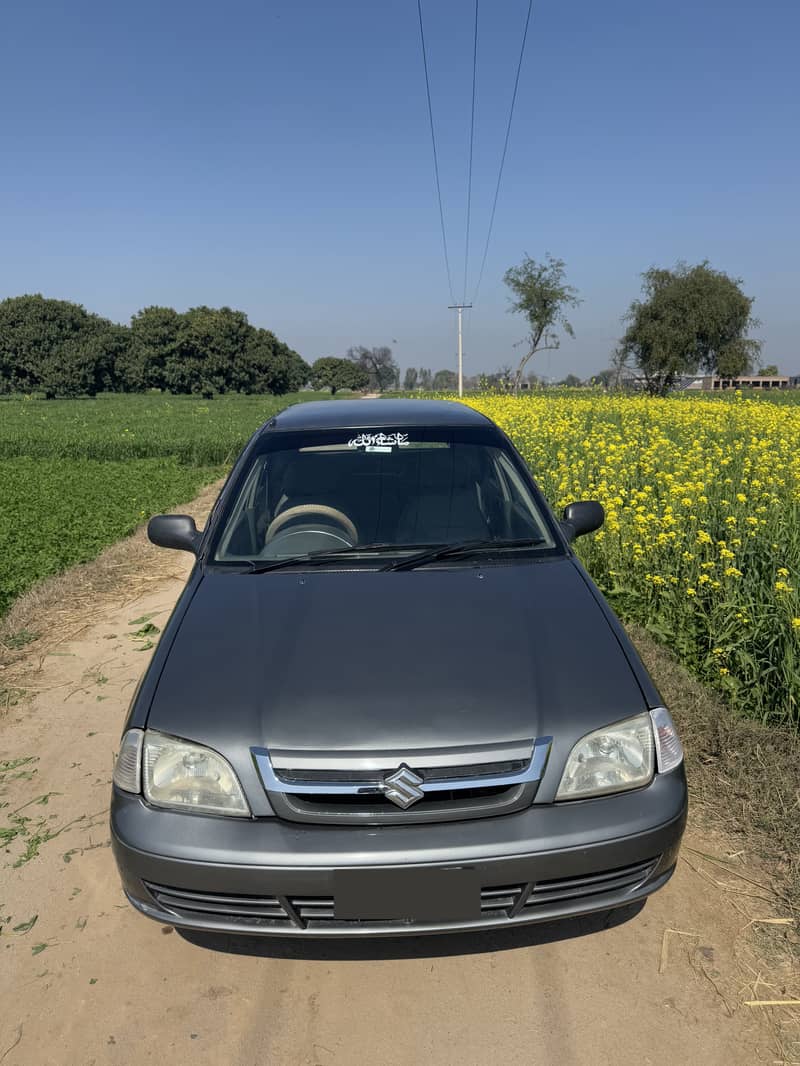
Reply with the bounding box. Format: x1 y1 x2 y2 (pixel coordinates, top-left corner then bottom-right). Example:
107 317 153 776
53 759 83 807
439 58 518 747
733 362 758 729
465 392 800 725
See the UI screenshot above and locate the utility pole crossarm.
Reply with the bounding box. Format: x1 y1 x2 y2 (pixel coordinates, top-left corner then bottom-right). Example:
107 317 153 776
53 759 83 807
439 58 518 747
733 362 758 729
448 303 472 397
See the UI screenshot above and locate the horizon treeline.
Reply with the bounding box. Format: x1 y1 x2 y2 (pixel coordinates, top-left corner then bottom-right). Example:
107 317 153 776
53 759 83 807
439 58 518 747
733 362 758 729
0 295 309 397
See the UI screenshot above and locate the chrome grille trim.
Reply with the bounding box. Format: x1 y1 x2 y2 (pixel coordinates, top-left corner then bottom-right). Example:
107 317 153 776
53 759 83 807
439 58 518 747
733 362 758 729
251 737 552 798
268 740 536 772
274 760 528 784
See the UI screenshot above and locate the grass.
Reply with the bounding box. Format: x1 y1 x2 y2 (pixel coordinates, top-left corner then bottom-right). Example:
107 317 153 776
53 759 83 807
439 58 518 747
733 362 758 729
632 624 800 913
0 391 327 464
0 456 221 615
0 392 323 616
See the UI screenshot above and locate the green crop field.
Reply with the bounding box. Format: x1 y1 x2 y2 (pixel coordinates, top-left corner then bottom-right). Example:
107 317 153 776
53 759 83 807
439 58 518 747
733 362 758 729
0 393 325 616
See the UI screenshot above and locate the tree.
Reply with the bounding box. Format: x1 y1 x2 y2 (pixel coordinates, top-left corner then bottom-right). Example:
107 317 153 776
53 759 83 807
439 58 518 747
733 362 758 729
478 365 514 392
121 307 308 396
70 324 130 394
559 373 583 388
118 306 182 392
759 364 779 376
163 306 253 394
503 254 581 395
403 367 418 391
432 368 457 390
0 295 308 397
346 345 398 392
0 294 121 396
246 329 309 394
617 262 761 395
310 356 368 394
418 367 433 391
269 339 309 394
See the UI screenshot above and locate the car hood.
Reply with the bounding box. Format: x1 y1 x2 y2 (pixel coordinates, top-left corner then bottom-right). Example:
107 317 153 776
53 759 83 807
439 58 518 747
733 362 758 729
147 562 646 765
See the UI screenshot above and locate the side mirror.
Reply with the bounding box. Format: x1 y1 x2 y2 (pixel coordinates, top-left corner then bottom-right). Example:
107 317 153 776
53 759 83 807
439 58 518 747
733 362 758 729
560 501 605 543
147 514 202 554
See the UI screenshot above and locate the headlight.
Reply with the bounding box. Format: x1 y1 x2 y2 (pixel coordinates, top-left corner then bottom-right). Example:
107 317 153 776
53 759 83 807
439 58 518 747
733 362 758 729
123 730 251 816
556 713 655 800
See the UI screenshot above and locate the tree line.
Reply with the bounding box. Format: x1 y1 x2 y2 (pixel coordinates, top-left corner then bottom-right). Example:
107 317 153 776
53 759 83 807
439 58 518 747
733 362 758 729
0 295 413 400
0 296 310 398
0 256 765 399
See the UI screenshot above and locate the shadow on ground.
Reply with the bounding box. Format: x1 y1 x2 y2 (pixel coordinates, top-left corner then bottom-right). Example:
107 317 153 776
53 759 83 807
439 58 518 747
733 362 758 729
177 900 646 960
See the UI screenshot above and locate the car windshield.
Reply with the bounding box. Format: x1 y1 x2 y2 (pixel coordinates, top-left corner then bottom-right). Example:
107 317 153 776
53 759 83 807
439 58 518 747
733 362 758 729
212 424 557 564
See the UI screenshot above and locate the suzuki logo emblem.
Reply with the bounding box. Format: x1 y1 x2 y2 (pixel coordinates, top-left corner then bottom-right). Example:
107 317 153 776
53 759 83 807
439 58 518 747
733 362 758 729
382 764 425 809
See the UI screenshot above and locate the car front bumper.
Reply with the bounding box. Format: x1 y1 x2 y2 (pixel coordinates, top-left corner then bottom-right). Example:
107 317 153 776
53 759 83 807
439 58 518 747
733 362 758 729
111 768 687 937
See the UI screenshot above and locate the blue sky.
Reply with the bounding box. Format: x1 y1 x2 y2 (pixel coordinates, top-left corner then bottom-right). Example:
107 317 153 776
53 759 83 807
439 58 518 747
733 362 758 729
1 0 798 378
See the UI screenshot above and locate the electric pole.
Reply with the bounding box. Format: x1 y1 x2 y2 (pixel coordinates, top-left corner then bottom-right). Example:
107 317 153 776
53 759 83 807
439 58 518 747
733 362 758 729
448 303 472 397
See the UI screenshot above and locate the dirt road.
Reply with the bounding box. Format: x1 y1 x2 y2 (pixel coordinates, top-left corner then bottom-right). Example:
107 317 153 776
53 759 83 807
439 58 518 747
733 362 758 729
0 513 782 1065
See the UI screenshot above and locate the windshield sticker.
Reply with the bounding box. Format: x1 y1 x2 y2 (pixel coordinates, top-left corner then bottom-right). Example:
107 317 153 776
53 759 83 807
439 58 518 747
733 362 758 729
348 432 410 451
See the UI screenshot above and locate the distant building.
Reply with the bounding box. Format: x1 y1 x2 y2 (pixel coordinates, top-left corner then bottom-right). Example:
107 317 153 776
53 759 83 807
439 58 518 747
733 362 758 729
674 374 791 391
702 375 790 391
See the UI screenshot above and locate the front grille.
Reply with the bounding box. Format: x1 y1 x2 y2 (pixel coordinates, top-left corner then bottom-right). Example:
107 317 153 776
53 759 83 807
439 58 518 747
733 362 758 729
144 858 659 931
277 783 526 824
253 740 551 825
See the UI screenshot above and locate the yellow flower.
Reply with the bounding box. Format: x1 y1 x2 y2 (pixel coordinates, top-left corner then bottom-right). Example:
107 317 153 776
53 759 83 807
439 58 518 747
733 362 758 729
459 390 800 716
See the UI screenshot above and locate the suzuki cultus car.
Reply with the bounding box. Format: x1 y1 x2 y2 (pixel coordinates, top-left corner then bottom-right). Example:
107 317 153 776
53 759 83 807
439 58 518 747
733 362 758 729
111 399 687 936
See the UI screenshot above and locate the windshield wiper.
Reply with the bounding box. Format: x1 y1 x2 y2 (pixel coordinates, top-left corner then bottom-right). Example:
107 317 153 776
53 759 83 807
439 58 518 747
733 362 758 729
380 538 545 572
246 543 441 575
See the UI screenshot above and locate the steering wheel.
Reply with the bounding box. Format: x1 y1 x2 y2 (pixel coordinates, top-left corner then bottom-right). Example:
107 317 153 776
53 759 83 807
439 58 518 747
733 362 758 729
265 504 358 545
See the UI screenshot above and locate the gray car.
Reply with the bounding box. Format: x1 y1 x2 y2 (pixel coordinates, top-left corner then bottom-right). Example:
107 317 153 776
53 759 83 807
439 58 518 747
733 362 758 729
111 399 687 936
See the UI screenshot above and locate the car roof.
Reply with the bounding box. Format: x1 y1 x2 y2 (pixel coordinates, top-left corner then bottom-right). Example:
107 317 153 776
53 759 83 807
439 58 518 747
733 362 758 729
263 398 493 433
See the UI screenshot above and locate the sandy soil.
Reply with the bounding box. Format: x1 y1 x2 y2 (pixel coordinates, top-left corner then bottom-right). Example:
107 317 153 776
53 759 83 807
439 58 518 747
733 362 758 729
0 499 790 1065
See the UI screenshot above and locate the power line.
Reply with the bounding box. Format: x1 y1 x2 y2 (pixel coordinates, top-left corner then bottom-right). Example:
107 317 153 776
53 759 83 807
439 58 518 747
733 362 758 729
470 0 534 305
461 0 479 305
417 0 454 304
